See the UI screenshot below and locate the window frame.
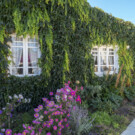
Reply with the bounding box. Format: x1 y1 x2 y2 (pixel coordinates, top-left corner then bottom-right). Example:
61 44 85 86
91 46 119 76
9 34 41 77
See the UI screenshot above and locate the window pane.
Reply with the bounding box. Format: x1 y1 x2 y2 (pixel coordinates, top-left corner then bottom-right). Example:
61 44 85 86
28 38 38 42
109 52 114 55
12 68 23 75
12 48 23 67
92 52 98 55
100 66 107 72
109 49 114 51
109 66 114 71
94 66 98 72
28 68 39 74
108 56 114 65
28 43 39 47
94 56 98 65
92 48 98 51
12 37 23 42
28 48 38 67
100 56 106 65
12 42 23 47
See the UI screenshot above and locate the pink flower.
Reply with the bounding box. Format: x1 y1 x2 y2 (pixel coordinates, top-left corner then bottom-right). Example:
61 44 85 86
53 125 57 130
66 123 69 127
67 113 70 117
34 113 39 118
81 86 83 90
34 108 40 112
44 111 48 115
23 124 27 129
68 81 70 84
70 91 76 96
42 98 48 102
57 131 61 135
46 132 51 135
64 118 67 122
5 129 12 135
55 118 58 122
38 105 43 110
49 92 53 96
76 95 81 104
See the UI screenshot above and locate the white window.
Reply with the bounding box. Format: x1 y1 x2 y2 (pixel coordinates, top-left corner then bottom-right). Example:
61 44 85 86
9 35 41 76
91 46 119 76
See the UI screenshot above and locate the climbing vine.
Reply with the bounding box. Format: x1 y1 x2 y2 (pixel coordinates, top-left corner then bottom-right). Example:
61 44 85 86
0 0 135 86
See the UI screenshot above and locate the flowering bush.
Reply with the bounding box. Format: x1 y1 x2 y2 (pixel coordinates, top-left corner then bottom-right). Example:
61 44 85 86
0 82 85 135
0 94 31 135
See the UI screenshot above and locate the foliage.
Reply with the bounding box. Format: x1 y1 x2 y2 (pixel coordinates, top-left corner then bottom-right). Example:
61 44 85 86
91 111 129 135
64 104 93 135
0 94 30 133
81 75 124 113
0 82 89 135
0 0 135 89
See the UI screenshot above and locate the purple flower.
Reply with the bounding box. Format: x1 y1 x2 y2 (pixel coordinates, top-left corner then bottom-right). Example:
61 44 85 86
49 92 53 96
38 105 43 110
23 124 27 129
46 132 51 135
42 98 48 102
53 125 57 130
34 113 39 118
34 108 40 112
0 133 4 135
5 129 12 135
0 110 2 115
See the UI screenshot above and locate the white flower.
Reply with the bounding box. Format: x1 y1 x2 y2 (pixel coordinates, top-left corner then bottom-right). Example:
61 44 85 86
24 98 27 103
28 98 31 103
57 89 61 93
1 128 5 132
55 95 60 100
8 96 12 99
66 89 70 92
19 94 23 99
2 108 5 110
14 94 18 99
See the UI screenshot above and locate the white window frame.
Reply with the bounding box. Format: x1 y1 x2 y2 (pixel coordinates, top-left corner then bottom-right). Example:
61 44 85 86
91 45 119 76
9 34 41 77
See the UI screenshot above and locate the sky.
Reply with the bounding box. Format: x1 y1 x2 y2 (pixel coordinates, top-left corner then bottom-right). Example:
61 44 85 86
88 0 135 24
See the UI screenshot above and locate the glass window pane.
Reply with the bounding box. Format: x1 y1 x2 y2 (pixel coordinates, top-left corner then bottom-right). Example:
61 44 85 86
12 42 23 47
109 66 114 71
28 48 38 67
12 37 23 42
12 68 23 75
28 38 38 42
94 56 98 65
28 68 39 74
108 56 114 65
92 48 98 51
109 49 114 51
109 52 114 55
102 48 106 51
28 43 39 47
12 48 23 67
100 66 107 72
94 66 98 72
100 56 106 65
92 52 98 55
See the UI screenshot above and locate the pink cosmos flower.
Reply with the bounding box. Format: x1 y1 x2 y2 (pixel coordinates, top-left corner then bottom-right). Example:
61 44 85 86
49 92 53 96
5 129 12 135
66 123 69 127
67 113 70 117
81 86 83 90
34 108 40 113
76 95 81 104
55 118 58 122
64 118 67 122
46 132 51 135
70 91 76 96
42 98 48 102
44 111 48 115
57 131 61 135
38 105 43 110
53 125 57 130
34 113 39 118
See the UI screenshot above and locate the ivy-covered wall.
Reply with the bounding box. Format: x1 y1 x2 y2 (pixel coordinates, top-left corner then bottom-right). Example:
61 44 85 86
0 0 135 104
